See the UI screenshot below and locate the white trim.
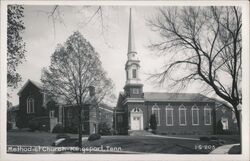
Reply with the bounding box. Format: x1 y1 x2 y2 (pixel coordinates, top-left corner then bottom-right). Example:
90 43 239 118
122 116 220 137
204 105 212 125
191 105 199 125
122 98 144 105
165 104 173 126
99 106 113 113
178 104 187 126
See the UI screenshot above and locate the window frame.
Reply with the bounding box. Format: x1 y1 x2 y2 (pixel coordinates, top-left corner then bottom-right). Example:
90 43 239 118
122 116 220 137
152 104 160 126
26 97 35 114
191 105 199 125
204 105 212 125
178 104 187 126
165 105 174 126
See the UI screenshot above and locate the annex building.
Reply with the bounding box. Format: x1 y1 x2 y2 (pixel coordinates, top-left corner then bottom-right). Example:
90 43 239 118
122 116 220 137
14 79 113 134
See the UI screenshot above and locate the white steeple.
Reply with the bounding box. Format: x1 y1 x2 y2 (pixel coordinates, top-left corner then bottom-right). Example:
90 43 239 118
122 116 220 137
128 8 136 55
127 8 138 60
125 8 141 85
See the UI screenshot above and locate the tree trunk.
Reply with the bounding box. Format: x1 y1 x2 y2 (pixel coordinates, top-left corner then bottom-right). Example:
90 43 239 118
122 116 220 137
78 106 82 148
234 107 241 136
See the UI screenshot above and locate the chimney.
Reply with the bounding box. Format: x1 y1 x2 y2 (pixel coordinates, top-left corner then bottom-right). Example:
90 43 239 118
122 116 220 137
89 86 95 97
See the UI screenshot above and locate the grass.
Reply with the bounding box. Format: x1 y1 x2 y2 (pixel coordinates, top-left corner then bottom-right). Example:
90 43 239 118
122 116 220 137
7 130 79 146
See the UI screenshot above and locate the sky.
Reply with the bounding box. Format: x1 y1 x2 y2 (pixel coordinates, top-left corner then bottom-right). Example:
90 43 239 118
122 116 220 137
8 5 204 106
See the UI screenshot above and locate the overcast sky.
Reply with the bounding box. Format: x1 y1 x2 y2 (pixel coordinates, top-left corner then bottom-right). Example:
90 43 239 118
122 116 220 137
8 5 204 106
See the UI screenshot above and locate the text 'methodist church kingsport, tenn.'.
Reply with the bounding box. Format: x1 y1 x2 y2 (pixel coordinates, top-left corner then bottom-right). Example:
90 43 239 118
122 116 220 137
12 8 238 135
113 8 238 135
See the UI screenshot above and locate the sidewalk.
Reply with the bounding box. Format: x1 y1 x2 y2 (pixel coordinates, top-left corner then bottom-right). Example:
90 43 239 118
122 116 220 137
210 143 240 154
145 134 200 141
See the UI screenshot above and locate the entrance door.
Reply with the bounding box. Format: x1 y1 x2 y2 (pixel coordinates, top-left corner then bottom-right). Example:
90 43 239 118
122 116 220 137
132 116 141 130
130 107 143 130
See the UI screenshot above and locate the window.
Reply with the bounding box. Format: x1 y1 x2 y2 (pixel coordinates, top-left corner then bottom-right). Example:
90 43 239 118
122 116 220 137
132 69 137 78
152 104 160 126
27 97 35 114
179 105 186 126
50 110 55 118
166 105 173 126
191 105 199 125
132 88 139 94
204 105 212 125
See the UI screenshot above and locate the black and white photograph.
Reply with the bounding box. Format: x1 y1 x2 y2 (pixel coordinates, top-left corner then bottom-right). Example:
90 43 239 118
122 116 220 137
1 0 249 161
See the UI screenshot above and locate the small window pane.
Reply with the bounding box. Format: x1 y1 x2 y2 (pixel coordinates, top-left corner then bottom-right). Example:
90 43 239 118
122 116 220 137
166 109 173 125
132 69 137 78
204 108 211 125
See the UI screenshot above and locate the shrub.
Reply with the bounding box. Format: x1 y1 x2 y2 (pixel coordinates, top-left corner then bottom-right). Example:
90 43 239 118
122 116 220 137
28 120 39 131
216 120 223 134
64 126 78 134
149 114 157 131
88 133 101 141
199 136 210 141
98 122 111 135
56 133 70 140
52 124 64 133
210 136 218 140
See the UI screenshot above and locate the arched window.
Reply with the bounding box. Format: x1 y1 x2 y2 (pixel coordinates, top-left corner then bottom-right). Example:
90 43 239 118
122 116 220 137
152 104 160 126
132 69 137 79
27 97 35 114
179 104 186 126
166 104 173 126
204 105 212 125
191 105 199 125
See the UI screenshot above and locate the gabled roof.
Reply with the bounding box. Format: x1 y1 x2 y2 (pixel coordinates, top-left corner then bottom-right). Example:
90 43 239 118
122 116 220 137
17 79 43 96
99 103 114 112
144 92 211 102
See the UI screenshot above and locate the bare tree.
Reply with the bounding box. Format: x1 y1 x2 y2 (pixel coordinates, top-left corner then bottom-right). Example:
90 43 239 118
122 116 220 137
148 6 242 132
41 31 114 148
42 5 110 42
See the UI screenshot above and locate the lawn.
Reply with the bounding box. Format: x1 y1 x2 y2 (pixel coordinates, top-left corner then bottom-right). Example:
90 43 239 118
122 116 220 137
7 130 79 146
7 131 240 154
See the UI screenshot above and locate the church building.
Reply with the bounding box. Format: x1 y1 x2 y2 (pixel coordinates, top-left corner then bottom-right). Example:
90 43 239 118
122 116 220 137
113 9 238 135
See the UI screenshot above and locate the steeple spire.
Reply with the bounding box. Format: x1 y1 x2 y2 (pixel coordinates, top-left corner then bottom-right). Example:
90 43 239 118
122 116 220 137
127 8 136 55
